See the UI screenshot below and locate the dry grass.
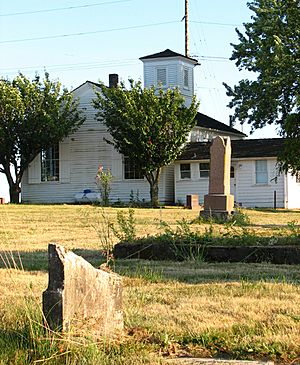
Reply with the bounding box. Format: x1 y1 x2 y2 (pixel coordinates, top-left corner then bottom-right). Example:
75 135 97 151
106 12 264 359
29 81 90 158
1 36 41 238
0 204 299 252
0 205 300 363
0 260 299 363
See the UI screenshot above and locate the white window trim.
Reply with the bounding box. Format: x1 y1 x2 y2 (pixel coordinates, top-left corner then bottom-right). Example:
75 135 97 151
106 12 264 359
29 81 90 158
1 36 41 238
156 66 168 88
254 160 269 185
180 163 191 180
123 156 144 181
199 162 210 178
183 67 189 90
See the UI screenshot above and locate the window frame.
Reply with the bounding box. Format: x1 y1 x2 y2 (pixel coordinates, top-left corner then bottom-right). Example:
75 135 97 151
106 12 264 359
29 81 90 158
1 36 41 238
156 67 167 87
199 162 210 178
123 157 144 180
183 67 189 89
230 166 235 179
180 163 191 179
41 143 60 182
255 160 268 185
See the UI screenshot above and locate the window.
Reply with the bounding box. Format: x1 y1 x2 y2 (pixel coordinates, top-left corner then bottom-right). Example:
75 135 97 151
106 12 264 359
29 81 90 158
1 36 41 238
183 68 189 88
41 144 59 182
255 160 268 184
180 163 191 179
230 166 235 178
199 163 210 178
124 157 144 180
157 68 167 86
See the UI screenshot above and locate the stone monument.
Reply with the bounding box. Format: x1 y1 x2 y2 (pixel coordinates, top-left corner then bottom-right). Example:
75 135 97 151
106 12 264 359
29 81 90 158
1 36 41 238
201 136 234 220
43 244 123 337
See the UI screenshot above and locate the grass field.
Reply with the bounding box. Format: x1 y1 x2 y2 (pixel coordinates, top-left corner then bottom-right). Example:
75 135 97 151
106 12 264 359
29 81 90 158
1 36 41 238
0 205 300 364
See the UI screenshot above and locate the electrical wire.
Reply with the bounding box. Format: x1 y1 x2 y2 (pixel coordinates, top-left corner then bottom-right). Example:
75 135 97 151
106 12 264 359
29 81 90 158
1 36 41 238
190 20 241 27
0 0 131 17
0 20 180 44
0 60 140 76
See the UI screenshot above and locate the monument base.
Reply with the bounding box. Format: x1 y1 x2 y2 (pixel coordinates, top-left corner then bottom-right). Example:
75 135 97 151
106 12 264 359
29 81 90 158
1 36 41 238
200 209 234 221
204 193 234 212
200 194 234 221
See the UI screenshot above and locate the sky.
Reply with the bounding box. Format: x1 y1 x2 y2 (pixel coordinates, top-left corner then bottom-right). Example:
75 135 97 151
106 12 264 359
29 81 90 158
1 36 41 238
0 0 279 201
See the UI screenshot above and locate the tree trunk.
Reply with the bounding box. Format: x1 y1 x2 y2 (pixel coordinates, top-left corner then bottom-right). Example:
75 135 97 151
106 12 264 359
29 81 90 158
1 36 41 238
149 181 159 208
9 184 21 204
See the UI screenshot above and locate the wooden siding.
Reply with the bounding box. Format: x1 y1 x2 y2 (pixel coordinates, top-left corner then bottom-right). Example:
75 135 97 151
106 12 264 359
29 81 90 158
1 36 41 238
286 173 300 209
143 58 194 106
22 82 174 204
234 159 284 208
174 158 286 208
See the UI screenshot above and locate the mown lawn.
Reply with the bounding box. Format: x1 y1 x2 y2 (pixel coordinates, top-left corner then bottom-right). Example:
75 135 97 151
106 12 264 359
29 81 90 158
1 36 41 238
0 205 299 364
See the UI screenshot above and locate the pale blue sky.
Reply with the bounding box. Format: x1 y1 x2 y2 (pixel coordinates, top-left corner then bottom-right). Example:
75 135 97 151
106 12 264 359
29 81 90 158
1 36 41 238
0 0 279 201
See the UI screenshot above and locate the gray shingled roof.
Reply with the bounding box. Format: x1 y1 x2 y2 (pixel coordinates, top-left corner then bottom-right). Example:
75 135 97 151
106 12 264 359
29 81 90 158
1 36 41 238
177 138 285 161
140 49 199 64
195 112 246 137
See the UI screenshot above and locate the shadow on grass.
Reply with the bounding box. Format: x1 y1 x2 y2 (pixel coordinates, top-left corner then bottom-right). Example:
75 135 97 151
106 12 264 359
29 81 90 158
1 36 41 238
253 208 300 214
0 249 105 272
1 249 300 285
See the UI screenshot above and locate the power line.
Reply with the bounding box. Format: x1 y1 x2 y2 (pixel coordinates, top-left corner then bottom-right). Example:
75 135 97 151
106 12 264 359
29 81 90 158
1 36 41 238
191 20 241 27
0 20 179 44
0 59 140 75
0 0 131 17
0 54 231 75
198 55 230 62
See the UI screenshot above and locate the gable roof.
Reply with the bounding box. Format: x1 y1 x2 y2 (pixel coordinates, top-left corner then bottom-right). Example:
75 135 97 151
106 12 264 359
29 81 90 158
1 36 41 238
140 49 199 64
195 112 246 137
177 138 285 161
71 80 101 93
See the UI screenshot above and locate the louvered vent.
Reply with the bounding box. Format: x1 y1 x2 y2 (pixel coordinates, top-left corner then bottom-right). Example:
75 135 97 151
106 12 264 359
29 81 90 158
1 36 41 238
183 68 189 88
157 68 167 86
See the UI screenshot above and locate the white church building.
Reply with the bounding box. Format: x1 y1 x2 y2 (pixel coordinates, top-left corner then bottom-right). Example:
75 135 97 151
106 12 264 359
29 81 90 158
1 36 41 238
21 49 300 208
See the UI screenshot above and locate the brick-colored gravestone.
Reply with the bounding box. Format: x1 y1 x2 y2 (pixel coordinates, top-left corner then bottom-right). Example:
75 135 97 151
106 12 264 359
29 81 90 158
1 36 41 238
201 136 234 219
43 244 123 337
186 194 199 209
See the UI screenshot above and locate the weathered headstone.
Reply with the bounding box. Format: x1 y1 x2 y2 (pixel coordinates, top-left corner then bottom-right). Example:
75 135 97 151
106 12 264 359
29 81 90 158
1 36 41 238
43 244 123 337
201 136 234 220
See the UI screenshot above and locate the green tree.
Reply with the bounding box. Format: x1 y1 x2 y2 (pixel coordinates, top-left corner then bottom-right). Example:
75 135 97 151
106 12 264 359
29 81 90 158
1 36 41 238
224 0 300 174
0 73 85 203
93 80 199 207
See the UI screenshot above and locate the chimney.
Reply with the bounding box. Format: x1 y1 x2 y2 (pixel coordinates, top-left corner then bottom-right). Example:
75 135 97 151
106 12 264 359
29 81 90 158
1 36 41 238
109 74 119 88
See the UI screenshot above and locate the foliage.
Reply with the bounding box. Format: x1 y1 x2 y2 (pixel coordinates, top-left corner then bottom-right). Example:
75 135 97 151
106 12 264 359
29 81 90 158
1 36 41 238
224 0 300 174
127 215 300 254
95 164 113 206
196 208 251 226
286 220 300 237
159 219 207 261
110 208 137 242
0 72 85 203
93 79 199 207
81 206 115 267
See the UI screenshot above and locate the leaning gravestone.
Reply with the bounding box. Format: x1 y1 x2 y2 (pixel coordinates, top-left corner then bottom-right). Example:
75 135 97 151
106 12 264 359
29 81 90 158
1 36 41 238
43 244 123 337
201 136 234 220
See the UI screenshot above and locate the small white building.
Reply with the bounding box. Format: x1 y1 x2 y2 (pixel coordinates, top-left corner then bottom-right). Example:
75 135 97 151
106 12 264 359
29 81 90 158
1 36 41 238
175 139 300 209
21 49 300 208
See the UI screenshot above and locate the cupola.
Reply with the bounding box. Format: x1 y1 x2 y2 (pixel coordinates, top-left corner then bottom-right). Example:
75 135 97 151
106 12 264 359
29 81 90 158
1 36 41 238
140 49 199 106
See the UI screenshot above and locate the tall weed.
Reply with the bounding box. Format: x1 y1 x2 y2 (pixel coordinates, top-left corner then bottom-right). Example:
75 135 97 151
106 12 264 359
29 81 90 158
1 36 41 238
110 209 137 242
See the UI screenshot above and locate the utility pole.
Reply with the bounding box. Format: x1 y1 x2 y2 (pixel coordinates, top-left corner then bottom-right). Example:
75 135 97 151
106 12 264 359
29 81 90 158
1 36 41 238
185 0 189 57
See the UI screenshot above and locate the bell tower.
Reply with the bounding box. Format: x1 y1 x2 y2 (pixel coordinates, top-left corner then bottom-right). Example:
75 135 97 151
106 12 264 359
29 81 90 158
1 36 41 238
140 49 198 106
